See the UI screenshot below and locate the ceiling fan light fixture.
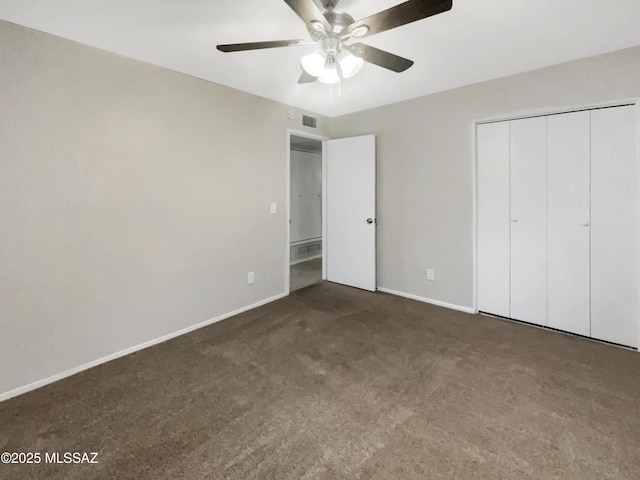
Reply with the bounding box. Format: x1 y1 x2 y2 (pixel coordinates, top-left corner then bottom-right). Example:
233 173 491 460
318 57 340 84
338 50 363 79
351 25 369 37
301 49 327 77
219 0 449 85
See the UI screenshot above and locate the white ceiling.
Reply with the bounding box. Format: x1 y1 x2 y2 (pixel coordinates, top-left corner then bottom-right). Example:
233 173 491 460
1 0 640 116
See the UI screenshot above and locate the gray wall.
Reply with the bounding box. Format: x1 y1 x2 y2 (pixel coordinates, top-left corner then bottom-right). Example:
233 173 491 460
331 46 640 310
0 20 328 397
3 16 640 398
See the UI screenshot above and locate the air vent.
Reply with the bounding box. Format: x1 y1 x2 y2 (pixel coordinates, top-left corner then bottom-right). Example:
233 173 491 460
302 115 317 128
295 240 322 258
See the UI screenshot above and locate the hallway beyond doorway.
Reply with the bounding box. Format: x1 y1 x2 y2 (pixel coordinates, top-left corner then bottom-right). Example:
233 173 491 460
290 257 322 291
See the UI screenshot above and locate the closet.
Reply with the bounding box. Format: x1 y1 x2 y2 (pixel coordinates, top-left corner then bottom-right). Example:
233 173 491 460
289 141 322 264
477 104 638 348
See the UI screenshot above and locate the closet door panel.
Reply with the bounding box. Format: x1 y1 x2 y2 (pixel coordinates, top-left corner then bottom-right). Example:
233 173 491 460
547 111 591 336
477 122 510 317
510 116 548 326
591 106 638 347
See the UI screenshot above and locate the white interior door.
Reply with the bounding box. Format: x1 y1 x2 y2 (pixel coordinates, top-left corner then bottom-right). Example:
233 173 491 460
510 116 548 326
477 122 511 317
325 135 376 291
547 111 591 336
591 105 638 347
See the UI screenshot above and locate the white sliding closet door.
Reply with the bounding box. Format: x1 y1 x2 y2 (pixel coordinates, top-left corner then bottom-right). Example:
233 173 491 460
477 122 511 317
591 106 638 347
510 117 548 326
547 111 591 336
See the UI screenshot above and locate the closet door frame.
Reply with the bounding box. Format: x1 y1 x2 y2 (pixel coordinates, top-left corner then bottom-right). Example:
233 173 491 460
286 129 331 295
473 98 640 351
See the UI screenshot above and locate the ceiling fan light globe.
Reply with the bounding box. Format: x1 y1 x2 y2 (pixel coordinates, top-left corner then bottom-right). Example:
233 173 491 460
301 50 327 77
318 64 340 84
338 51 363 79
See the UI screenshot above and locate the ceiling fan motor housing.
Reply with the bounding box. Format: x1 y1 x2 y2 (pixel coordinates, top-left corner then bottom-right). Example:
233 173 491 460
323 10 355 35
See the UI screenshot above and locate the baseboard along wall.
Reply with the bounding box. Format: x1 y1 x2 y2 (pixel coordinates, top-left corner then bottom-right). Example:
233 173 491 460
376 287 476 314
2 287 476 401
0 293 287 402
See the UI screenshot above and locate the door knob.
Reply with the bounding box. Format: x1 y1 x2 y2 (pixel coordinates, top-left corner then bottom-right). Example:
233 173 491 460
582 222 590 227
511 218 518 223
366 218 375 224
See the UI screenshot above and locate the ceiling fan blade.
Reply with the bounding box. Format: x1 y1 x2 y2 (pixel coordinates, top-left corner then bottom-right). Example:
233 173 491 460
283 0 331 31
298 71 318 84
349 0 452 38
351 43 414 73
217 40 305 53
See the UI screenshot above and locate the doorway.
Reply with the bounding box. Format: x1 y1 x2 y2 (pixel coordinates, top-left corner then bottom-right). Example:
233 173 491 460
289 133 324 292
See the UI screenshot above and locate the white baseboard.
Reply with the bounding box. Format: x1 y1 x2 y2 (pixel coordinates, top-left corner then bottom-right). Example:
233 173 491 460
377 287 476 314
0 292 287 402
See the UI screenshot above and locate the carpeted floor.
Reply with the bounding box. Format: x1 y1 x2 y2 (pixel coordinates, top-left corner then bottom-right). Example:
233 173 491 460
1 282 639 479
290 257 322 292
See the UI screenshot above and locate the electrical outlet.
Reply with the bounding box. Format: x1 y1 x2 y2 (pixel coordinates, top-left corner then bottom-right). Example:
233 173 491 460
247 272 255 285
427 269 435 281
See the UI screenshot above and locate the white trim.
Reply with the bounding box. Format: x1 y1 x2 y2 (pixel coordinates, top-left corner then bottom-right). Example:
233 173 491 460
635 102 640 352
286 129 330 296
377 287 476 314
471 119 479 313
290 253 322 266
322 141 328 281
286 132 291 295
476 98 640 126
0 292 287 402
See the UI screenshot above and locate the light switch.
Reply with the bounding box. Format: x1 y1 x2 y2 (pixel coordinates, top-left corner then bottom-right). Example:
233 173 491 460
270 202 277 214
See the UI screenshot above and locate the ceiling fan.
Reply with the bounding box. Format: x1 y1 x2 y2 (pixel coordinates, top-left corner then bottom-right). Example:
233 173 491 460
217 0 453 85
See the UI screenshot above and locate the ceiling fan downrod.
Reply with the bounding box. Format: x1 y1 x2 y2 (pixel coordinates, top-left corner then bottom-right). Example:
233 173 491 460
322 0 339 11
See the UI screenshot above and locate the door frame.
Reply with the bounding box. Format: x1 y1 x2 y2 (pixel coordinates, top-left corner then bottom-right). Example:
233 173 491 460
286 129 330 295
473 97 640 350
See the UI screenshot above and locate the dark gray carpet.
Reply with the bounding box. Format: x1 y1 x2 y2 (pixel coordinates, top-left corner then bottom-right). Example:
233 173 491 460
1 282 639 479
